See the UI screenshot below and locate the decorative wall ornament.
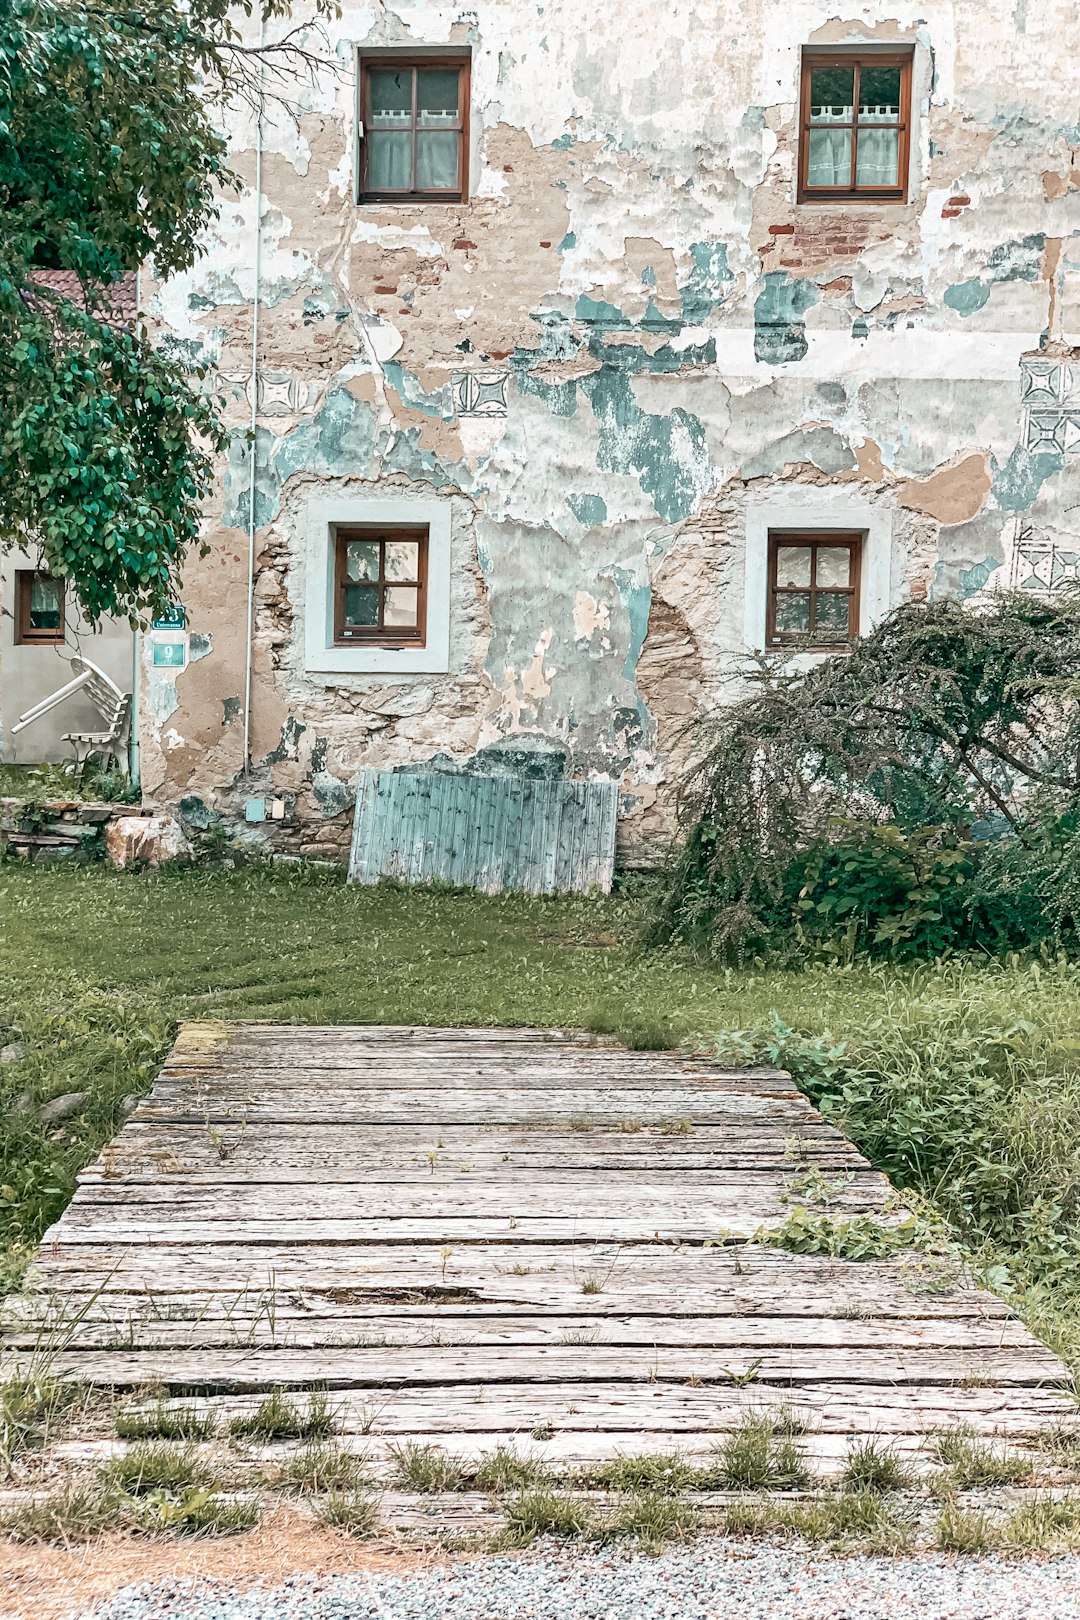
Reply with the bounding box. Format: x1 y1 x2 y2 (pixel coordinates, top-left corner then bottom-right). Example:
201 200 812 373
1008 520 1080 592
1021 358 1080 454
452 369 509 417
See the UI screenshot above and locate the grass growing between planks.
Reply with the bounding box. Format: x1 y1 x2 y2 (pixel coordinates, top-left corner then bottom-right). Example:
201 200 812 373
7 863 1080 1374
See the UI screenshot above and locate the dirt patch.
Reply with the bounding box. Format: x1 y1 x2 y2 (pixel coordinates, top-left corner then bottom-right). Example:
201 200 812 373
0 1505 439 1620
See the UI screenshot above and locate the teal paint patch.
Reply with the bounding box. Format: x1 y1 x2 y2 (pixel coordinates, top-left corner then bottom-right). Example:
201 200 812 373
274 387 378 487
581 366 708 524
514 322 714 522
642 298 682 333
567 493 608 526
681 241 733 323
991 445 1065 511
556 231 576 251
551 132 573 149
754 272 820 365
742 427 856 480
611 564 651 685
576 293 627 326
221 426 280 530
188 633 212 662
386 429 453 487
987 234 1043 282
945 279 991 315
383 361 452 419
959 556 999 595
641 266 656 286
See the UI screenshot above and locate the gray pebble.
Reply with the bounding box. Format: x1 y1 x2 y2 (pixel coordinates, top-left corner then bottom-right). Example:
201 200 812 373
81 1539 1080 1620
0 1042 25 1064
37 1090 88 1125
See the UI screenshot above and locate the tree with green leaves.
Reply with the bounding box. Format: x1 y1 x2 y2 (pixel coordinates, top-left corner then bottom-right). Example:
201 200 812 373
0 0 328 624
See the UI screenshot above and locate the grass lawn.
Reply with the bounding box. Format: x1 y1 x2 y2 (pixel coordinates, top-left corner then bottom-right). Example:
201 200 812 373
3 861 1080 1372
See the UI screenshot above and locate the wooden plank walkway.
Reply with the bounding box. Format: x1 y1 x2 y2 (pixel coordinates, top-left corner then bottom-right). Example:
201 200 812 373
6 1022 1072 1476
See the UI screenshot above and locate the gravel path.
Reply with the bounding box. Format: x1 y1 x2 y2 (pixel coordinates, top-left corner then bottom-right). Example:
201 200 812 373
84 1541 1080 1620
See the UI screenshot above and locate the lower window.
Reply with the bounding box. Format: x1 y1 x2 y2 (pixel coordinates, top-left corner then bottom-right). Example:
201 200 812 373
15 570 65 645
767 533 862 648
334 526 428 648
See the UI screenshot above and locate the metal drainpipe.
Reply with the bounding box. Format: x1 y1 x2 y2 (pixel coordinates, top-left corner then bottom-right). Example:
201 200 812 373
129 263 143 789
242 16 266 777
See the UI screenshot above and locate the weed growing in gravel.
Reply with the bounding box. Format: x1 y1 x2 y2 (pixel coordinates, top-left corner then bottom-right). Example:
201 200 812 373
275 1443 370 1494
930 1424 1033 1488
598 1491 699 1552
317 1488 381 1537
115 1402 215 1442
1 1480 128 1542
937 1501 994 1552
722 1491 913 1553
1029 1421 1080 1472
714 1414 812 1491
0 1372 86 1470
135 1489 258 1536
471 1446 550 1493
784 1491 915 1553
841 1436 912 1494
1004 1497 1080 1550
103 1441 217 1497
229 1389 334 1442
502 1488 594 1546
579 1452 706 1495
388 1441 463 1493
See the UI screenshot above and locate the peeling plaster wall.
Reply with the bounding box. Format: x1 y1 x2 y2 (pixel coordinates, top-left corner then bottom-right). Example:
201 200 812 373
142 1 1080 863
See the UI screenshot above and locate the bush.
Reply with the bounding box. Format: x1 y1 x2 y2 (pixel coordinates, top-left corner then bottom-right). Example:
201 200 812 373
654 592 1080 958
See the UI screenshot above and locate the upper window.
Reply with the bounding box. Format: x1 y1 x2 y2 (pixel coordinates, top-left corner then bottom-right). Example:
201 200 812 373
767 533 862 648
358 55 469 203
334 527 428 648
799 51 912 203
15 570 65 645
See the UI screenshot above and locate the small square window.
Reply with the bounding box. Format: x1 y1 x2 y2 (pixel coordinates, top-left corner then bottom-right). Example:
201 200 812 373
767 533 862 648
358 55 469 203
334 527 428 647
799 51 912 203
15 570 65 645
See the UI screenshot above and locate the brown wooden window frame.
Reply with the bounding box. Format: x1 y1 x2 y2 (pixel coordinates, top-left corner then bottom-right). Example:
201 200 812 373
798 50 913 204
14 569 66 646
333 526 429 650
358 53 470 204
766 532 863 650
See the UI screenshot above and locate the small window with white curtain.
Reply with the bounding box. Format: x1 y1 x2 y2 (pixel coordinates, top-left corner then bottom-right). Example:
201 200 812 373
799 50 912 203
358 54 469 203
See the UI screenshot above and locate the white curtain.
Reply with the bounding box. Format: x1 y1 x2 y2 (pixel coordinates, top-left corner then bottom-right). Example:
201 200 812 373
807 127 852 187
855 128 900 187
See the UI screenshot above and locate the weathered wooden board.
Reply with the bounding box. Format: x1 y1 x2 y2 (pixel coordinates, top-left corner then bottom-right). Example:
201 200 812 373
7 1021 1071 1462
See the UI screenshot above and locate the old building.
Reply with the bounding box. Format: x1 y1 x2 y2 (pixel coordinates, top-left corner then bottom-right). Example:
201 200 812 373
139 2 1080 867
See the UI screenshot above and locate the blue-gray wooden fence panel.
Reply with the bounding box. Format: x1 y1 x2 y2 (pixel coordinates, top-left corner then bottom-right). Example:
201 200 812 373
347 769 618 895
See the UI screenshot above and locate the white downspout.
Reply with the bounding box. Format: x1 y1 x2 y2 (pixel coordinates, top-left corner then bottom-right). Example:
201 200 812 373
130 263 143 788
242 16 266 777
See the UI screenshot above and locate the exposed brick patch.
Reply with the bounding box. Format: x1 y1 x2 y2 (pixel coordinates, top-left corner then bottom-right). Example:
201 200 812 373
453 239 477 250
769 223 796 235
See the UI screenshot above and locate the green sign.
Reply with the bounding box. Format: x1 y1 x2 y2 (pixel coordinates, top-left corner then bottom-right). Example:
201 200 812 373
151 641 186 668
152 605 186 630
